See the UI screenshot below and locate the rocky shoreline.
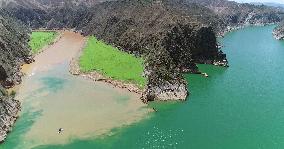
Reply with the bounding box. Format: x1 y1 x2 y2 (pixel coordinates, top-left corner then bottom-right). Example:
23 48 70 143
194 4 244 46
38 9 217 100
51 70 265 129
218 23 278 37
273 22 284 40
0 95 21 143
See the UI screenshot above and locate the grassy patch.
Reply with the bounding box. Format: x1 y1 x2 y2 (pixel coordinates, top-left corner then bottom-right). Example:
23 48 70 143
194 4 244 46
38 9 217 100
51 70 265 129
29 32 58 54
79 36 146 88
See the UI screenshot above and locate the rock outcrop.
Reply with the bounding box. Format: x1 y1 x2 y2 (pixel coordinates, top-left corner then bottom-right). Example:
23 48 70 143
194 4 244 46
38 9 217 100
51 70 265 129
273 21 284 40
0 9 30 142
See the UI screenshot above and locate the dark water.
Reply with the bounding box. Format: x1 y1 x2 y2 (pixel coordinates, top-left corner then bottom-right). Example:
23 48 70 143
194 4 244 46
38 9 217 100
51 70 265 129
2 25 284 149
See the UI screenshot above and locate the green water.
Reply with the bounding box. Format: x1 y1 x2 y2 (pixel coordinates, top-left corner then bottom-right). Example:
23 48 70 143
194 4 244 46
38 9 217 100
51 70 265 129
2 25 284 148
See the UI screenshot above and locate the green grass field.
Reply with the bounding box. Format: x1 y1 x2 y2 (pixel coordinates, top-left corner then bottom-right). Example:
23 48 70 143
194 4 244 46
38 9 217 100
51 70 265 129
29 31 58 54
79 36 146 88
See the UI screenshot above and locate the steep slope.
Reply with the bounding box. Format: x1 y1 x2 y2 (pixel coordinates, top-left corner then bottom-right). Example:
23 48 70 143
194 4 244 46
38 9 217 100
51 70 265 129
0 0 111 28
185 0 284 24
0 10 31 87
0 0 100 8
273 21 284 40
2 0 284 34
0 9 31 142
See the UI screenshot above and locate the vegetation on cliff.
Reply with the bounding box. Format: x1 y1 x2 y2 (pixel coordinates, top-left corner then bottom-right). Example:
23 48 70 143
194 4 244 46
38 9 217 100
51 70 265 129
80 36 146 88
29 31 58 54
0 9 31 87
0 9 30 142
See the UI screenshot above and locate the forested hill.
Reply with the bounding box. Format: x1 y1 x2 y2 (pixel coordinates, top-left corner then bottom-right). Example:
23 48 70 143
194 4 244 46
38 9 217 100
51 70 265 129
1 0 283 34
0 0 103 8
181 0 284 34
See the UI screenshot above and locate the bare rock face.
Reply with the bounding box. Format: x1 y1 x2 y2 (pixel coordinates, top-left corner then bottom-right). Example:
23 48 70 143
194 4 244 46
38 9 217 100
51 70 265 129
143 79 188 102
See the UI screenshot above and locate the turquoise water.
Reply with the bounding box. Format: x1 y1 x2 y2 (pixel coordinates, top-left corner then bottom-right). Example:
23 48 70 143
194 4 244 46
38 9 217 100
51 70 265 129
2 25 284 148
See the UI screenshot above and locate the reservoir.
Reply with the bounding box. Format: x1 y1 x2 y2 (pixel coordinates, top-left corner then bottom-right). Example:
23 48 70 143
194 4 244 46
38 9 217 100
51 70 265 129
2 25 284 149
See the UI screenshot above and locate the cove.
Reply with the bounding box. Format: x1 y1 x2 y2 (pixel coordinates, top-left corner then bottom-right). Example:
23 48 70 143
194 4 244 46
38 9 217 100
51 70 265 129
2 25 284 149
0 32 150 149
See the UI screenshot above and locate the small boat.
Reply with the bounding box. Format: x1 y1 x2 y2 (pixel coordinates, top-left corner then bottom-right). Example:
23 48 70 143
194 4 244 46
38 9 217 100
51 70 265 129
201 73 209 77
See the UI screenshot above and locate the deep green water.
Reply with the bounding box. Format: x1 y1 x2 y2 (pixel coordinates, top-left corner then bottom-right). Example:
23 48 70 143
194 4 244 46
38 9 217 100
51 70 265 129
2 25 284 149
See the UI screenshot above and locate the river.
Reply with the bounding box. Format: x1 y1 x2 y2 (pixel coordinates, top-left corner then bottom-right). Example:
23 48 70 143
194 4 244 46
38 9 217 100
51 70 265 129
1 25 284 149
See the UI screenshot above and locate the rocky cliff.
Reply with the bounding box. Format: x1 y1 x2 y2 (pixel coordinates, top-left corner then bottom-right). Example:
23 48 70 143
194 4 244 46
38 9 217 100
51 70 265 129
0 9 31 142
273 21 284 40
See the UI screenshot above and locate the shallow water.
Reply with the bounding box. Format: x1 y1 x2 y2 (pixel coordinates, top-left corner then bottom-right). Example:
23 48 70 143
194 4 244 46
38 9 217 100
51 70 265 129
2 25 284 149
0 32 149 149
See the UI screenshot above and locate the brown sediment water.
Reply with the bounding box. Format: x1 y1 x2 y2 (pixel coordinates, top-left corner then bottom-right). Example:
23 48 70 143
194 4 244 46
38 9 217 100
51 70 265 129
15 31 150 148
27 31 85 73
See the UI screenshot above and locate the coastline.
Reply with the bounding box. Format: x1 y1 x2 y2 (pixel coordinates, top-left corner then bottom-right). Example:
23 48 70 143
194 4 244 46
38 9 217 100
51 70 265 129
0 96 21 142
218 23 277 37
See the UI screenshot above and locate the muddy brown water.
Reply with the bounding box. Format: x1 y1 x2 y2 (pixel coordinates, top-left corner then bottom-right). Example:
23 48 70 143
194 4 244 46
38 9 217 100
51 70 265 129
11 31 150 148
